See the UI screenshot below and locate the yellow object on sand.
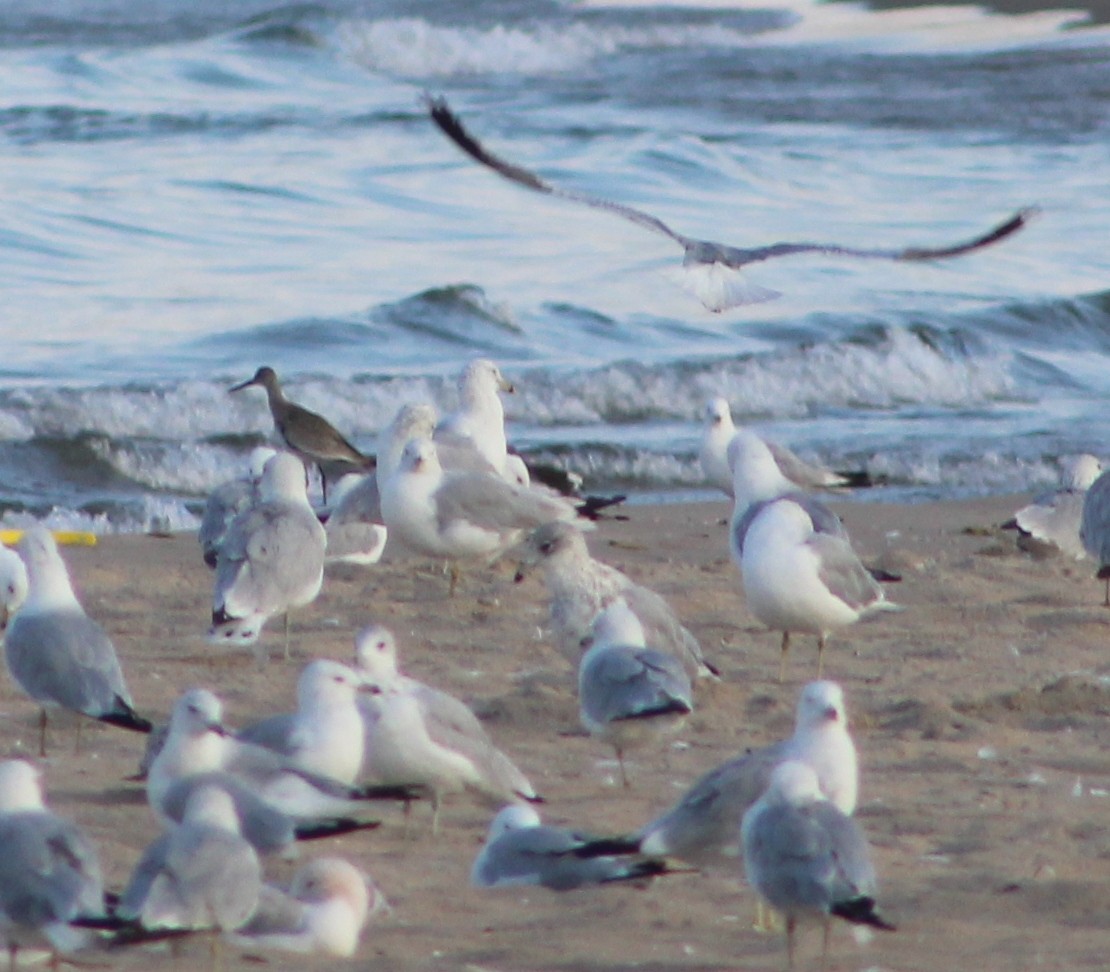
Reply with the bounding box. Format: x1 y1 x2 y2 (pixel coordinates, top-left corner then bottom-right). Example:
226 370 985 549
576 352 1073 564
0 530 98 548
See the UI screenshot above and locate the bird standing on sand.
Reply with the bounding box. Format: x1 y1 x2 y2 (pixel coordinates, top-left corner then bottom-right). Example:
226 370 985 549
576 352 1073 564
230 366 372 501
426 95 1035 313
1004 453 1102 561
209 452 327 657
742 761 894 969
434 358 516 477
4 526 152 754
737 498 899 679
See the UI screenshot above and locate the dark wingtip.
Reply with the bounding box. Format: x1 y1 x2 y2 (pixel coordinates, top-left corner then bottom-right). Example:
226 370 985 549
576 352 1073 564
352 783 428 802
575 494 628 521
833 469 874 488
295 818 382 841
99 700 154 734
830 897 897 931
569 834 643 859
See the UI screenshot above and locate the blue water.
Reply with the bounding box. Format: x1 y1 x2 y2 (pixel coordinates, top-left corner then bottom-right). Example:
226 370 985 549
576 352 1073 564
0 0 1108 532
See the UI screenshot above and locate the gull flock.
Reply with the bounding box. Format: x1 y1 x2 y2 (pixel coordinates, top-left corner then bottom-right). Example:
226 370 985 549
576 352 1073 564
0 100 1102 972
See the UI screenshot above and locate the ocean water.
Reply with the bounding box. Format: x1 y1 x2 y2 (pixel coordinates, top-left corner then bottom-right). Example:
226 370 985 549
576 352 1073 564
0 0 1107 533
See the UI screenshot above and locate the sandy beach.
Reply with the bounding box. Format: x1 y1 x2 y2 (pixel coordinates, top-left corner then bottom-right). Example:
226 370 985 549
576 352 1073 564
2 493 1108 971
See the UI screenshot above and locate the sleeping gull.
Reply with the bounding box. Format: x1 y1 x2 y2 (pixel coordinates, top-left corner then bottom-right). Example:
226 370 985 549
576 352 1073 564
1080 466 1110 605
741 761 894 969
700 397 870 499
4 526 152 754
198 446 277 569
0 542 28 631
427 96 1035 313
1004 453 1102 560
471 805 670 891
209 451 327 656
514 521 718 680
230 366 372 500
359 652 539 833
229 856 385 957
379 437 581 594
737 498 899 678
0 760 107 963
236 659 371 785
117 784 262 942
578 599 693 787
568 680 856 869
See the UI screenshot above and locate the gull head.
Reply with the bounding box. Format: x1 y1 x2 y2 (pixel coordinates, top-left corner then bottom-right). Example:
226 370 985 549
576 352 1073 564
247 446 279 483
15 525 78 611
259 452 310 504
763 760 825 806
727 431 791 505
230 365 280 395
182 783 242 833
298 659 366 709
353 624 399 683
292 857 376 918
399 437 440 477
703 396 734 431
796 680 847 731
0 545 29 627
170 688 227 740
460 358 515 401
378 403 437 476
514 521 587 582
1065 453 1102 492
0 759 46 814
587 598 647 651
487 803 542 840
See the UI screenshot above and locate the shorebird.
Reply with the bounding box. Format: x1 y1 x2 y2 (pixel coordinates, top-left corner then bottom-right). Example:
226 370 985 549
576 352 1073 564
741 761 895 969
427 95 1036 313
230 367 372 500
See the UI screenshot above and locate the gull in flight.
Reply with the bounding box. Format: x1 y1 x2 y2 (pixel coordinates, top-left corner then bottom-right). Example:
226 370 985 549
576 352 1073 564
426 96 1036 313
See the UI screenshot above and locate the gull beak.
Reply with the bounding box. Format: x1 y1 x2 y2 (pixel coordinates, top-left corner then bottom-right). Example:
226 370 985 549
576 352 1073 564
499 376 516 394
823 706 839 722
207 721 230 737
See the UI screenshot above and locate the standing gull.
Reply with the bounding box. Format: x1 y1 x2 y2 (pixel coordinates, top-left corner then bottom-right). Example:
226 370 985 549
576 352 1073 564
230 366 372 500
700 397 870 499
578 599 693 787
569 680 857 869
4 526 152 754
426 96 1035 313
471 805 670 891
0 760 107 964
359 650 539 833
1004 453 1102 560
738 498 899 679
741 761 894 969
379 437 581 594
515 521 717 680
209 451 327 655
435 358 516 476
1080 466 1110 605
229 857 384 957
198 446 276 569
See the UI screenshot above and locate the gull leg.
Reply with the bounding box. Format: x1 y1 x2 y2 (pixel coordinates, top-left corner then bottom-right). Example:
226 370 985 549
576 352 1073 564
754 899 781 933
448 564 461 597
1103 574 1109 607
38 707 48 757
431 792 442 837
778 631 791 682
283 612 291 660
74 717 84 755
820 916 831 972
785 914 797 972
816 633 826 679
616 746 630 788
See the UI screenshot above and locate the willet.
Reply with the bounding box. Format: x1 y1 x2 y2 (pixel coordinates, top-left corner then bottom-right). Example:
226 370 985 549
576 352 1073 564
230 366 372 501
427 96 1036 313
741 761 894 969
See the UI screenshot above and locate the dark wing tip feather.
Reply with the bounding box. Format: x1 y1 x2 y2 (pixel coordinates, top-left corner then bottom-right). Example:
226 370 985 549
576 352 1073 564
830 897 897 931
898 206 1037 261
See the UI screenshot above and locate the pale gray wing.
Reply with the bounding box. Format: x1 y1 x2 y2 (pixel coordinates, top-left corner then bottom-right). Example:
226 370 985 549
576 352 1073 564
117 832 173 921
431 430 502 476
810 534 884 612
638 741 786 864
732 494 846 558
0 813 105 925
1080 472 1110 563
415 685 491 745
745 800 876 915
764 441 844 490
159 773 296 855
620 585 711 680
434 473 573 535
236 714 298 757
420 706 533 800
327 473 382 525
199 478 254 568
475 826 656 891
580 646 693 727
4 610 133 716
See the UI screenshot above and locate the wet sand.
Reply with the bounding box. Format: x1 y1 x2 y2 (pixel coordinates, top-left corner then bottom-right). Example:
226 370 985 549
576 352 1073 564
2 493 1108 970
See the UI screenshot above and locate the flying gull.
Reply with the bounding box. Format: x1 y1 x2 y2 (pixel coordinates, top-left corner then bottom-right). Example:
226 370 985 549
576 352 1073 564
426 96 1036 313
